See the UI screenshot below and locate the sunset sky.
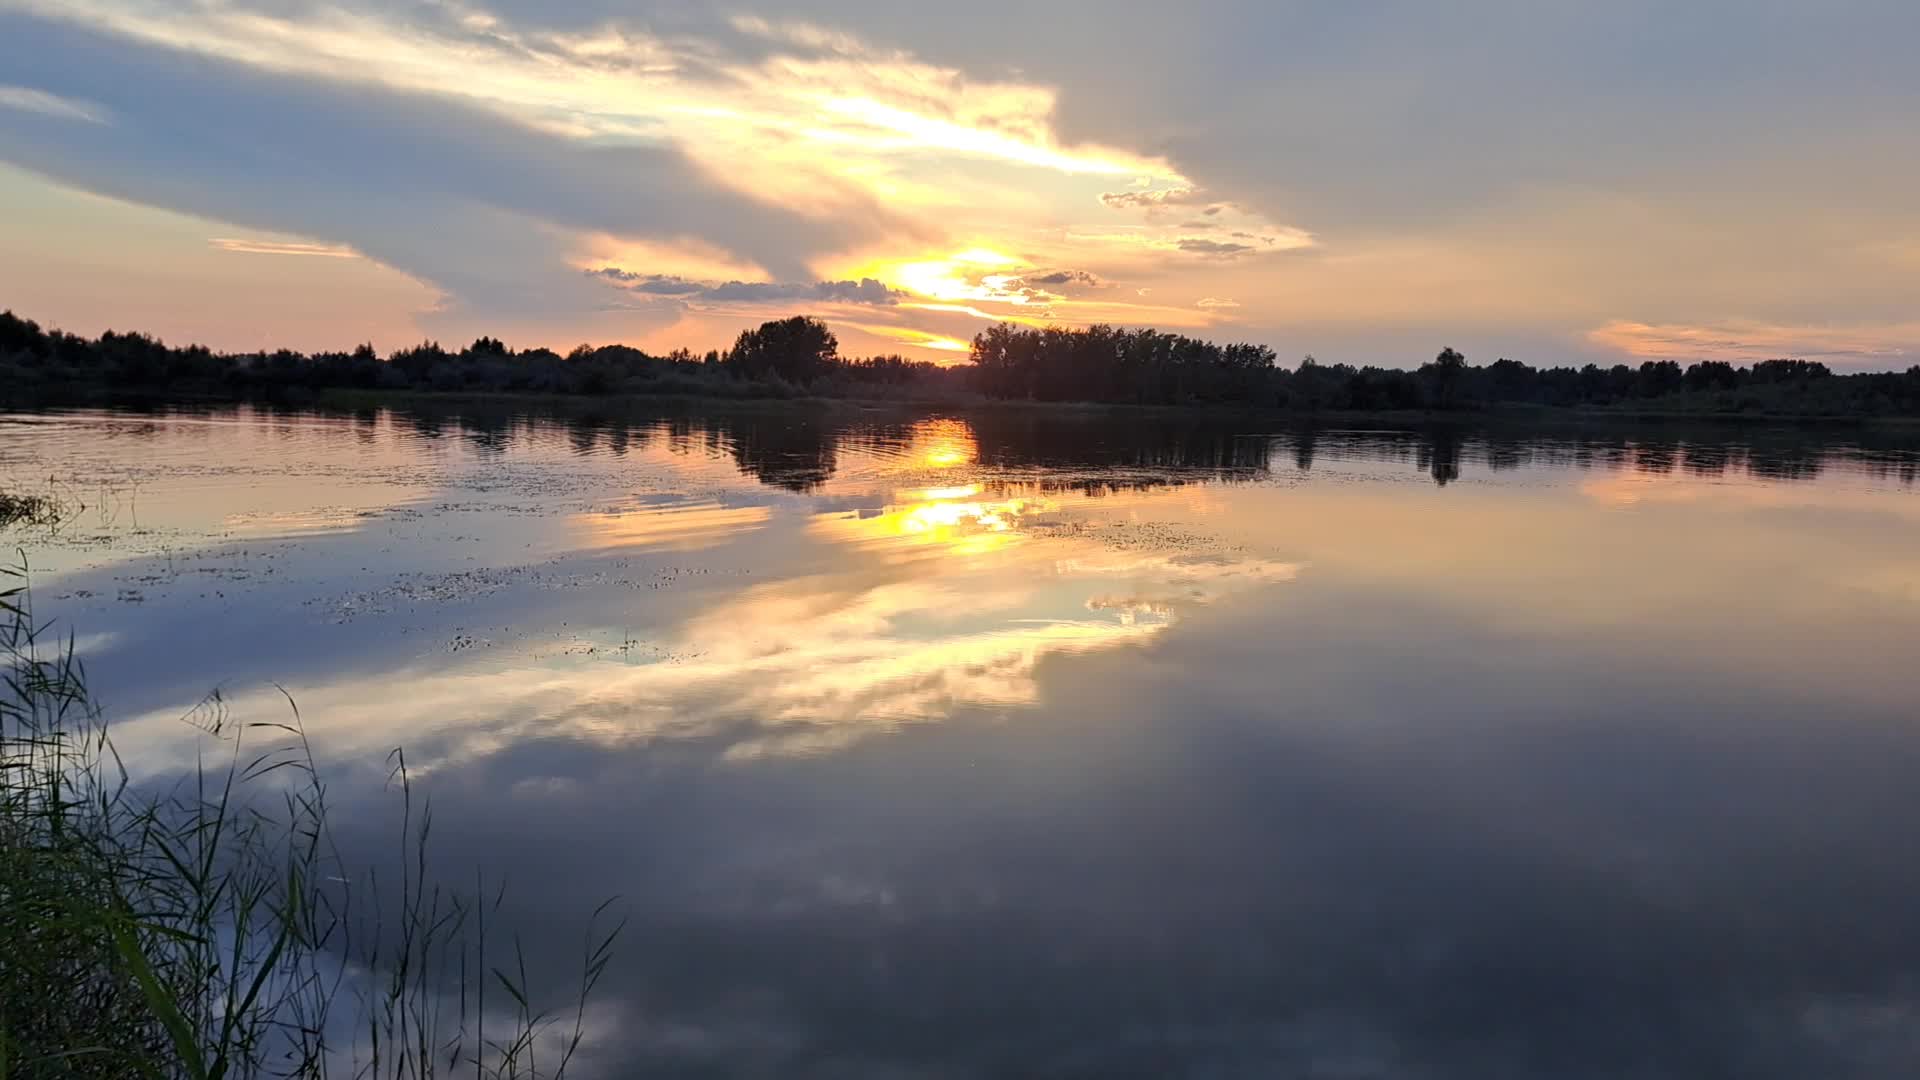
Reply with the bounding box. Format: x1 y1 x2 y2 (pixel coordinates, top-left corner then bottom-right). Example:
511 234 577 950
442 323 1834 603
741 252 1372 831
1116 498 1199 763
2 1 1917 368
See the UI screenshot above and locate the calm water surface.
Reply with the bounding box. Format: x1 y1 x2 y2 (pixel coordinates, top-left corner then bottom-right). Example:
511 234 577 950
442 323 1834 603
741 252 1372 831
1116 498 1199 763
6 404 1920 1078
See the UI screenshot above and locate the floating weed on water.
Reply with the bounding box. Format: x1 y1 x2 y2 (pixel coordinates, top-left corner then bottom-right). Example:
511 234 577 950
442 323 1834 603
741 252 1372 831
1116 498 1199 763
0 491 67 529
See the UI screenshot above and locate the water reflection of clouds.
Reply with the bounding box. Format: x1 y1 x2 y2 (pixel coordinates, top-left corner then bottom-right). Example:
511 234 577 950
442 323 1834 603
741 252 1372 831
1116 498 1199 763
24 407 1920 1076
1582 471 1920 519
571 498 773 552
115 482 1299 770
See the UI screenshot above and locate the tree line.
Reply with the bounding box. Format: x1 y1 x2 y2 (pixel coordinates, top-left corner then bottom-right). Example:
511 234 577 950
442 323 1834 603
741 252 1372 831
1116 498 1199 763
7 308 1920 417
0 310 945 402
959 326 1920 416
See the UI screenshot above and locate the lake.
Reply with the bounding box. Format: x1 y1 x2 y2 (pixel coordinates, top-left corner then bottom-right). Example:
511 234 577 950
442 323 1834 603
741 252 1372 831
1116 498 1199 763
6 402 1920 1078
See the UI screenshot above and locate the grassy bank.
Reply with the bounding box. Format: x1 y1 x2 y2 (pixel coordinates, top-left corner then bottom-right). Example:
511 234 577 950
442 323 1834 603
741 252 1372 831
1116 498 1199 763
0 562 621 1078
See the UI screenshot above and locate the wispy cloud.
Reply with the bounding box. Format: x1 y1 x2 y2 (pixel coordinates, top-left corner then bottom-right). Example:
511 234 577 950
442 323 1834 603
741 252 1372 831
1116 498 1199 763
1589 319 1920 365
210 237 357 257
851 325 974 355
1196 297 1240 309
0 84 108 123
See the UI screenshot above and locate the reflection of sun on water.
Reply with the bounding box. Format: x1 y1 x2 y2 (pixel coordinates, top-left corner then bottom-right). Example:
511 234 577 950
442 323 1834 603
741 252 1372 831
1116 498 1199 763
882 490 1046 556
899 497 1019 535
904 418 979 470
817 478 1053 558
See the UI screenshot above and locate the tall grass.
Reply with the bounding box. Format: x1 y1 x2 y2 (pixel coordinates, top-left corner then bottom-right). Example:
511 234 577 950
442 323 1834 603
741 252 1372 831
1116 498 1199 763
0 561 624 1078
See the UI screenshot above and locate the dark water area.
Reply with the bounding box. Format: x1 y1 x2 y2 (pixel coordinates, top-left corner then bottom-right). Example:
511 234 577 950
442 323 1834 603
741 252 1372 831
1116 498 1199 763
6 402 1920 1078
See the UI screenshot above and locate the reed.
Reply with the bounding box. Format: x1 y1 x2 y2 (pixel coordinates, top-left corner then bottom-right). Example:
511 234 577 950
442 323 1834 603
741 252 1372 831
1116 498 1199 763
0 559 623 1079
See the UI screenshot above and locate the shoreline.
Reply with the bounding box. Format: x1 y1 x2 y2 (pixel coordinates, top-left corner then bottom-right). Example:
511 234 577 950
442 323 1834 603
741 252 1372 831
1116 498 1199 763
7 384 1920 430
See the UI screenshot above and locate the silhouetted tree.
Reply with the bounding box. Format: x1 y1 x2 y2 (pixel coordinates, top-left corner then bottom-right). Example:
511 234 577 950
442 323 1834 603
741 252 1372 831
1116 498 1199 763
1685 360 1739 392
1635 360 1685 397
8 306 1920 420
1422 347 1467 409
727 316 838 384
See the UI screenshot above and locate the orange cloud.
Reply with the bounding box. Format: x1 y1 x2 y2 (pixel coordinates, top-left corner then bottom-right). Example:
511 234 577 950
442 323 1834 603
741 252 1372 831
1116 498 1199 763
1589 319 1920 365
211 237 358 258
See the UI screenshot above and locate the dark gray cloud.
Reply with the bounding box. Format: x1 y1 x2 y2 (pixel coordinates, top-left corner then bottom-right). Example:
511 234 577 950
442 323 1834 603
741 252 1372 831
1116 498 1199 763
1007 268 1109 301
591 269 904 306
1025 269 1101 288
704 278 903 305
1178 238 1256 257
591 270 709 296
1098 186 1204 210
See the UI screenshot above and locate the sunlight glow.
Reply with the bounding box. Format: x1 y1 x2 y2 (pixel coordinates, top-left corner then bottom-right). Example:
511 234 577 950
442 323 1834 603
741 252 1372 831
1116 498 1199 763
891 249 1027 304
820 97 1143 176
823 482 1052 558
854 325 974 356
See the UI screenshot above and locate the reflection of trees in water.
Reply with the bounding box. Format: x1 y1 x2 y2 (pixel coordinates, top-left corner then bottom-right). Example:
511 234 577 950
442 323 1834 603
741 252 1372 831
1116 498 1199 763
963 413 1275 494
366 402 1920 493
401 410 444 442
1270 424 1918 488
1683 442 1732 477
1292 429 1317 473
566 416 604 457
1633 443 1678 475
457 410 514 456
718 415 843 492
1742 444 1826 482
1415 431 1462 486
351 408 380 445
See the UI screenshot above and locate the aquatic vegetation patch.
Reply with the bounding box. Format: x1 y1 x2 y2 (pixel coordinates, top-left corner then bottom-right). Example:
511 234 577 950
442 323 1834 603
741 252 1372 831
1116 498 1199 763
0 490 63 528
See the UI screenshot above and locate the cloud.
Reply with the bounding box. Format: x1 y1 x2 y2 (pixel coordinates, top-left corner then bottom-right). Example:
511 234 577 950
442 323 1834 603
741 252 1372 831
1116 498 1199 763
1588 319 1920 366
592 270 710 297
0 84 108 124
1099 186 1205 210
1177 238 1256 258
1026 269 1100 287
7 0 1919 367
855 325 972 354
1007 269 1109 300
592 270 906 307
706 278 905 305
210 237 357 258
1196 297 1240 309
0 8 910 323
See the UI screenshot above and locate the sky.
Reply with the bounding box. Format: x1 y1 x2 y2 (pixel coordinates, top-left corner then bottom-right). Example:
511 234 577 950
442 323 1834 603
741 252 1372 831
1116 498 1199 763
1 1 1917 369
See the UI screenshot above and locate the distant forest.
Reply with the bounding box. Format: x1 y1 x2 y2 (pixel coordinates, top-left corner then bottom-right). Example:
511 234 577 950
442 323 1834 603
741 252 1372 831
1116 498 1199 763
7 309 1920 418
